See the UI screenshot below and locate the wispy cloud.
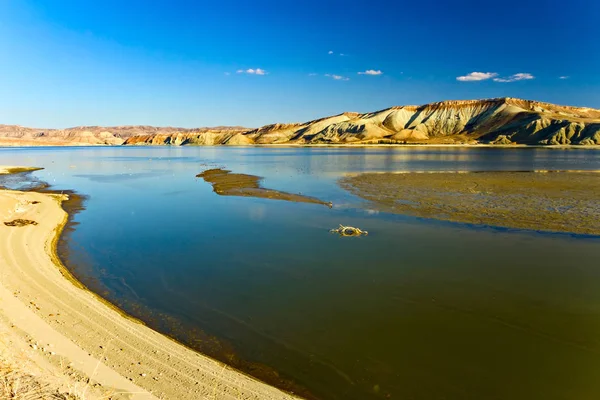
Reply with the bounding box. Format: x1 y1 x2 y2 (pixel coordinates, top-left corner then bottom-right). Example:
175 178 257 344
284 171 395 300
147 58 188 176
456 72 498 82
325 74 350 81
457 71 535 83
493 73 534 83
328 50 334 55
358 69 383 76
308 73 318 76
224 72 231 76
236 68 267 75
559 75 570 80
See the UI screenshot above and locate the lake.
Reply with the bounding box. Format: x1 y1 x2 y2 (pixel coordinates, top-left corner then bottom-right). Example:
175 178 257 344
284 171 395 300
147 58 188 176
2 146 600 400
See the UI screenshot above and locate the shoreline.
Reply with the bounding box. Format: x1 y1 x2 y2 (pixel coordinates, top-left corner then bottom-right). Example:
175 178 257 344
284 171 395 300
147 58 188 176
0 167 301 399
0 166 44 174
1 142 600 149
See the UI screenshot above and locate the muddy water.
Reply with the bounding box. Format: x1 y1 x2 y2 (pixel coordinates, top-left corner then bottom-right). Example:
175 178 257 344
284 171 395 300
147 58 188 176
1 146 600 400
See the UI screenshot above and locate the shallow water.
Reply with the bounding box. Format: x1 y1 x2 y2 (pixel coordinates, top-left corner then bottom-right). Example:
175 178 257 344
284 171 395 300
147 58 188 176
2 146 600 400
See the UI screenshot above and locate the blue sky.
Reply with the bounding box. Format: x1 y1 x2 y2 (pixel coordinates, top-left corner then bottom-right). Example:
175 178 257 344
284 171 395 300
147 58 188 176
1 0 598 128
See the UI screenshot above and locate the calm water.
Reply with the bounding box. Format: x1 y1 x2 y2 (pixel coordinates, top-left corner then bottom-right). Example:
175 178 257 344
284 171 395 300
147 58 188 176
2 147 600 400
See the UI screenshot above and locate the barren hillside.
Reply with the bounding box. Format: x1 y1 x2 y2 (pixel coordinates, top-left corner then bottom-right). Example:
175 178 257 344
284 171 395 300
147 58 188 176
0 125 247 146
1 98 598 146
242 98 600 145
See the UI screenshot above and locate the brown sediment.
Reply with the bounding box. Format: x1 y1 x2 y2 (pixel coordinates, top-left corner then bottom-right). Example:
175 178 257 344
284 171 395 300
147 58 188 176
197 168 332 207
340 171 600 236
4 219 38 226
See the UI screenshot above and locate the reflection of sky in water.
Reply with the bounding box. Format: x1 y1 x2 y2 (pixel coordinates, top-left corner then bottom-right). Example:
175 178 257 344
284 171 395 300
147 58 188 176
74 170 171 182
4 146 599 196
1 146 600 400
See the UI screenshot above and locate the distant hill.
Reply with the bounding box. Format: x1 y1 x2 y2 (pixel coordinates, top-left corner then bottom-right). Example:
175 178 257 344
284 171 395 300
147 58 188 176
241 98 600 146
0 125 248 146
1 98 599 146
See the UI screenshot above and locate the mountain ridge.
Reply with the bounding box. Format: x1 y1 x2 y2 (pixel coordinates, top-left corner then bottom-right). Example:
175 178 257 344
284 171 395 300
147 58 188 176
1 98 598 146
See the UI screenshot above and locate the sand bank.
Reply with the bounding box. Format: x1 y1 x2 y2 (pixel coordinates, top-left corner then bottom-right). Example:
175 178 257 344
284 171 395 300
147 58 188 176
0 166 44 175
340 171 600 236
197 168 332 207
0 168 300 399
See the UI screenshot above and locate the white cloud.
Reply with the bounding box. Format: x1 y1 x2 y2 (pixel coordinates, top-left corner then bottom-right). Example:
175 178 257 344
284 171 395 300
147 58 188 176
325 74 349 81
358 69 383 76
559 75 570 79
224 72 231 76
236 68 267 75
328 50 334 55
493 73 534 83
308 73 318 76
457 71 535 83
456 72 498 82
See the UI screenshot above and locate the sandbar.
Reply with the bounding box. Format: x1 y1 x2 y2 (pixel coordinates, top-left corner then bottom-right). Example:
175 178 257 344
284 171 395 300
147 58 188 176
340 171 600 236
197 168 332 207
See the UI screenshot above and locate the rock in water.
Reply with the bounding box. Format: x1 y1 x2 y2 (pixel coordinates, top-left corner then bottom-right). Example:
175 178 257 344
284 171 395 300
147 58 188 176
330 225 368 237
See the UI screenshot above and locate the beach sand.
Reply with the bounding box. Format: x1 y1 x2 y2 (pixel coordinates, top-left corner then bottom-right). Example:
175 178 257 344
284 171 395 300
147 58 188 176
0 166 44 174
0 167 300 399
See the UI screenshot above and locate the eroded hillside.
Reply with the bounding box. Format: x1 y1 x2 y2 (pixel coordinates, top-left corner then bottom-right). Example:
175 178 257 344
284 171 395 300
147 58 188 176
1 98 598 146
0 125 247 146
242 98 600 145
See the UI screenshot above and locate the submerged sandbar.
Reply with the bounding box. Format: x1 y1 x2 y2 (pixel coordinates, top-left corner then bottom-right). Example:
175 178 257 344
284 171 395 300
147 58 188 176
340 171 600 235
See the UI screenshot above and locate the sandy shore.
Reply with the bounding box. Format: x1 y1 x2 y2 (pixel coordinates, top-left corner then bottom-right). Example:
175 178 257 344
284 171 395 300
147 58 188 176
0 168 300 399
0 166 44 174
